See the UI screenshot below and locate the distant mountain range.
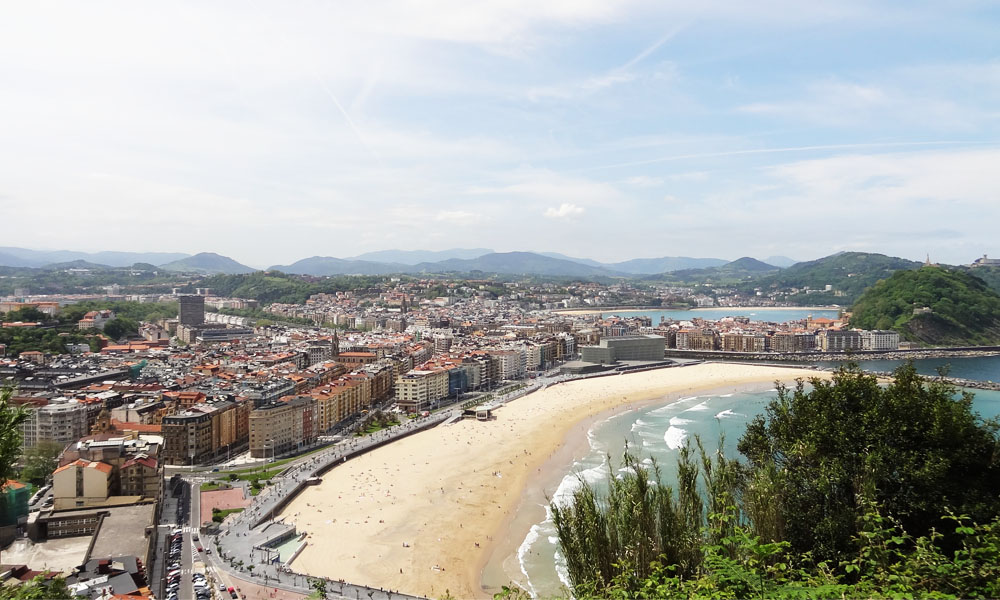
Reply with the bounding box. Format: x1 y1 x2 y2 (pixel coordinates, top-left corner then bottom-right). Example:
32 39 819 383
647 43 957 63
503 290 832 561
763 255 798 268
160 252 256 275
268 256 412 276
0 247 190 268
412 252 614 277
0 245 794 278
270 251 742 277
537 252 730 273
345 248 495 265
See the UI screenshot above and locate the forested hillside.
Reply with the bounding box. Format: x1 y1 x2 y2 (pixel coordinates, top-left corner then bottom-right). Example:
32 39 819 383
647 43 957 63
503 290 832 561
850 266 1000 345
748 252 922 304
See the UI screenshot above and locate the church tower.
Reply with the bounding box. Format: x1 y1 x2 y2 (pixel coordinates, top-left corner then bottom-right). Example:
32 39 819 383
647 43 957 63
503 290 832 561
332 331 340 357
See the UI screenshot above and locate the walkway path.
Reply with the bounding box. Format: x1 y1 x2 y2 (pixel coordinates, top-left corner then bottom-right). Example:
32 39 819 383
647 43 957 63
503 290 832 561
204 367 581 598
207 412 453 599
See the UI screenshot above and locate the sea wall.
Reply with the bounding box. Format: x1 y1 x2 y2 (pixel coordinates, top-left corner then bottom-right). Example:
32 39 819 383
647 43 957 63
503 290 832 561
665 346 1000 362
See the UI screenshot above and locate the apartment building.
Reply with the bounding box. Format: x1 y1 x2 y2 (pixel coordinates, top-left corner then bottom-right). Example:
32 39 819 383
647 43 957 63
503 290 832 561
337 352 377 368
110 398 166 425
248 396 317 458
769 332 818 353
178 295 205 326
120 456 160 499
162 391 207 410
394 369 449 413
819 329 864 352
240 379 296 408
52 460 113 508
676 329 718 351
721 333 768 353
161 410 213 465
861 330 901 351
490 349 526 381
59 437 162 500
77 310 114 331
36 400 91 446
363 360 397 402
311 376 373 431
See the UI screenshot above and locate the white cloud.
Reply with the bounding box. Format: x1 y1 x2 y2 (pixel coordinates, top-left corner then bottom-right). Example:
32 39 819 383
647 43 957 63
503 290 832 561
0 2 995 266
434 210 481 223
544 203 586 218
736 64 1000 131
624 175 665 187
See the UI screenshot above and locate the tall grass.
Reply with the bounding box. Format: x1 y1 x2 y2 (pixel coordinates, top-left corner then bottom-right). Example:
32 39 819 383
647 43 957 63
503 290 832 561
551 437 743 593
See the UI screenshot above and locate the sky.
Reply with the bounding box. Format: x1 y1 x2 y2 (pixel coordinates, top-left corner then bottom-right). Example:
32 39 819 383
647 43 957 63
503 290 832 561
1 1 999 267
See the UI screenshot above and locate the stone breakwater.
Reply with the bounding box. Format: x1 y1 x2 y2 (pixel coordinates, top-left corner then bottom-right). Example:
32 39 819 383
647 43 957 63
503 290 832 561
666 347 1000 363
852 371 1000 392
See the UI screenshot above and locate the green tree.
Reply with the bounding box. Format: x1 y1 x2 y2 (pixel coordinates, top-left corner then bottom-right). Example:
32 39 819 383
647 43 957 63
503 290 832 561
551 364 1000 599
309 578 328 599
0 574 73 599
101 317 138 340
0 390 71 599
0 387 29 484
1 307 46 323
738 363 1000 561
18 441 64 486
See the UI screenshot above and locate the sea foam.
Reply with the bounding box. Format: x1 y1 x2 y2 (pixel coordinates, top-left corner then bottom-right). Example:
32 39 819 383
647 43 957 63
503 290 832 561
517 524 543 597
664 416 691 449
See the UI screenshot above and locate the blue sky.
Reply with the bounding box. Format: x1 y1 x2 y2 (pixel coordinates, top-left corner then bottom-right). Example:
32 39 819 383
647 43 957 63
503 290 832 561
1 1 998 267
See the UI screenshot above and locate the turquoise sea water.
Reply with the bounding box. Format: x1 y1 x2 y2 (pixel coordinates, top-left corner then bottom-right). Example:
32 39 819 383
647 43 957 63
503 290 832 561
814 354 1000 382
588 307 840 323
515 357 1000 597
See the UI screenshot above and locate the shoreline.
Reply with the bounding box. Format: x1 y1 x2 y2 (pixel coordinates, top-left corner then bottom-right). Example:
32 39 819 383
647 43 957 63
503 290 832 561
551 306 841 316
278 363 831 599
478 377 805 597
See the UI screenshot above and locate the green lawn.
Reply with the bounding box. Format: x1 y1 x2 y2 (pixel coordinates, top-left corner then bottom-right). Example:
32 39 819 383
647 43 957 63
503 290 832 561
355 419 400 436
226 467 282 479
200 481 229 492
211 507 244 522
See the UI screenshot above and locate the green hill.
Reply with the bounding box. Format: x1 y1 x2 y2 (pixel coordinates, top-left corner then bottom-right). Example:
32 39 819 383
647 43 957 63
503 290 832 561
751 251 922 304
956 265 1000 296
680 256 779 278
849 266 1000 345
160 252 256 274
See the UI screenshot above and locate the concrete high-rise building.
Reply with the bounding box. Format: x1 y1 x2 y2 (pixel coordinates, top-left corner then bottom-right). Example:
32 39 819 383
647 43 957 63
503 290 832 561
248 396 317 458
178 295 205 326
36 400 90 446
819 330 863 352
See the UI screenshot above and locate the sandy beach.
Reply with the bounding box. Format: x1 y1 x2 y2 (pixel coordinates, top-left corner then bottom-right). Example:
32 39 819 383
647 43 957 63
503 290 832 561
280 363 830 599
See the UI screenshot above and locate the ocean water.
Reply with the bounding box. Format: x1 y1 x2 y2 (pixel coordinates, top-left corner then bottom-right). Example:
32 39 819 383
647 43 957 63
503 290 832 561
590 307 840 324
515 357 1000 597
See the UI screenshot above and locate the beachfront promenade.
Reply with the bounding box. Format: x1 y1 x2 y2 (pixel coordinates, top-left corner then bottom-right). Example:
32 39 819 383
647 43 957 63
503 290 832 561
203 364 684 599
209 412 453 599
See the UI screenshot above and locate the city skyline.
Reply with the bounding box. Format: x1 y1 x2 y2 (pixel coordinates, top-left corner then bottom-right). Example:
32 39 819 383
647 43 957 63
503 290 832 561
2 2 998 265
